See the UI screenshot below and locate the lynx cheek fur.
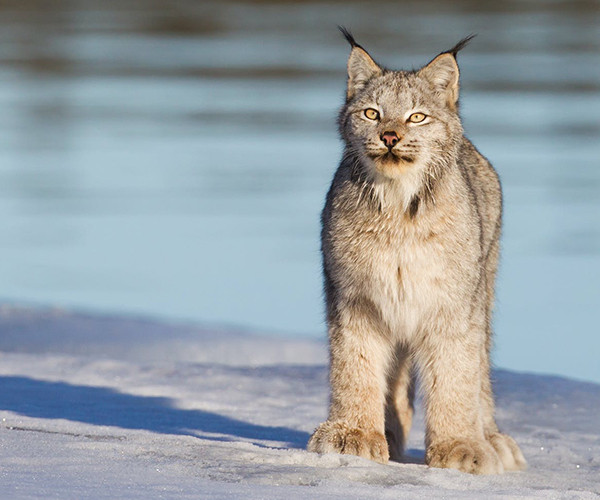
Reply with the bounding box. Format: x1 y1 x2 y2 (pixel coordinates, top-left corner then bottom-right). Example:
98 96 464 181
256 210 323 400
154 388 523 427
307 30 526 475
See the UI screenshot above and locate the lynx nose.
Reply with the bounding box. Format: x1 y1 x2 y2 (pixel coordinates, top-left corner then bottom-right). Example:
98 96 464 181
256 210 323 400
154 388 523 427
381 131 400 149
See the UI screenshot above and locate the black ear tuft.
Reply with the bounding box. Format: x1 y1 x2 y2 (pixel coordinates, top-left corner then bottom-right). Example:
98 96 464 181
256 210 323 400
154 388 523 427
341 27 382 100
445 34 477 58
338 26 359 49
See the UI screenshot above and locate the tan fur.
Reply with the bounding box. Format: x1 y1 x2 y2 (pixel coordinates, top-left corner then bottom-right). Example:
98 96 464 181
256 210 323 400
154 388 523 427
307 34 526 474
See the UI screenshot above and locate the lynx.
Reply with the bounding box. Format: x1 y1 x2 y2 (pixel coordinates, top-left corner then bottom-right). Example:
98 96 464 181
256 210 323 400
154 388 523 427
307 29 526 474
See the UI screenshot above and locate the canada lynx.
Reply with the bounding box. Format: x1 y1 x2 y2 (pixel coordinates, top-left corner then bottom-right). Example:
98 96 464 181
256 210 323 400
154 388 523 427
307 29 526 474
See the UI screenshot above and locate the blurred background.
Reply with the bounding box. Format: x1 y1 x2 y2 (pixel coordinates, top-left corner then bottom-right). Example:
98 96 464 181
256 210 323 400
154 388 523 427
0 0 598 382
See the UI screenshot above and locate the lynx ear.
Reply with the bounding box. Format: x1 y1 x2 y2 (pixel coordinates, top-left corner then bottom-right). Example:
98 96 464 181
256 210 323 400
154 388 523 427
347 47 382 99
419 35 475 110
419 53 460 109
339 27 382 100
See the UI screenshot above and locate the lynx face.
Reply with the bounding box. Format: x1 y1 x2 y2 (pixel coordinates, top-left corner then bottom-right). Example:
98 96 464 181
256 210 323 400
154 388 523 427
342 71 460 180
337 33 467 205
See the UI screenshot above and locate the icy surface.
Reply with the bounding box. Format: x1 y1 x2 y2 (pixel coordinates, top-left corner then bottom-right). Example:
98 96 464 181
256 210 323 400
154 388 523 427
0 307 598 499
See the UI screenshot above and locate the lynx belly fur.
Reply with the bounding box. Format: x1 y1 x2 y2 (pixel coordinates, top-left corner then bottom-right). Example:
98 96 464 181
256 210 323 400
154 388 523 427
307 30 526 474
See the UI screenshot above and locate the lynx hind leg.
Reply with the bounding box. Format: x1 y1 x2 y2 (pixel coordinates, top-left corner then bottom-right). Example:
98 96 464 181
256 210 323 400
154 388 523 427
384 349 415 461
480 239 527 471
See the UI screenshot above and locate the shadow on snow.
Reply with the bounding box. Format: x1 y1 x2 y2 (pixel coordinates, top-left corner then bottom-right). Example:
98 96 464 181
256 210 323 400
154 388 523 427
0 376 309 448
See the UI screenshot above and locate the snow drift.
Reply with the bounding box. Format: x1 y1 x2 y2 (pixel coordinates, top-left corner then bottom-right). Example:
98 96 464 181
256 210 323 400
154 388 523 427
0 306 598 499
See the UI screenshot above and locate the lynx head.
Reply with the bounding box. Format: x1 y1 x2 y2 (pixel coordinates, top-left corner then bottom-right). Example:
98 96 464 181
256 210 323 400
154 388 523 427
338 28 474 210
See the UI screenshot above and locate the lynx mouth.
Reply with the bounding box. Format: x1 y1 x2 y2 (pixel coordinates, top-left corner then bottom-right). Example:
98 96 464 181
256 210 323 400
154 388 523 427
371 151 415 164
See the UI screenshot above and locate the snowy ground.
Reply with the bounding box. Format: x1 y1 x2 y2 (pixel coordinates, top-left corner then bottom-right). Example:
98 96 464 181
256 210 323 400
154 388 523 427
0 307 598 499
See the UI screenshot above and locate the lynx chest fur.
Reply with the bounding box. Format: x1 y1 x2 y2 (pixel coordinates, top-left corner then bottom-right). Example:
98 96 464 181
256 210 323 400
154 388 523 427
308 29 526 475
323 153 484 344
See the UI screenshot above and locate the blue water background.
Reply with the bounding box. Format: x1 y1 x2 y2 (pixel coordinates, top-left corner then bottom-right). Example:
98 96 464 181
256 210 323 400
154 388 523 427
0 1 598 382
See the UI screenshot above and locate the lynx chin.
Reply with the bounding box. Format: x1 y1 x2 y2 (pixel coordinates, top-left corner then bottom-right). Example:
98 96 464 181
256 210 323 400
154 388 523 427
307 29 526 475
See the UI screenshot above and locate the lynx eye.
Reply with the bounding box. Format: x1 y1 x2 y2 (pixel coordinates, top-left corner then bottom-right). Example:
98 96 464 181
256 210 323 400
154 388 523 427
408 112 427 123
364 108 380 120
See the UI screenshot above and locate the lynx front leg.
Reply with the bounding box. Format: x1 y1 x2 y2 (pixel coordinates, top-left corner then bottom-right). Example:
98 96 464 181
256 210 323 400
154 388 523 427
418 322 503 474
480 241 527 471
308 304 391 464
480 339 527 471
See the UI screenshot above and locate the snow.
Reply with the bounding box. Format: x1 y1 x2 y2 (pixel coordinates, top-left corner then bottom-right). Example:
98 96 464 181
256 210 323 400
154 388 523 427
0 306 598 499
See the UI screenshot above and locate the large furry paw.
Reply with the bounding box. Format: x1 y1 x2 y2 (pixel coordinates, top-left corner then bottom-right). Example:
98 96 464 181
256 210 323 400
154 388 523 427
307 421 389 464
426 438 504 474
486 432 527 471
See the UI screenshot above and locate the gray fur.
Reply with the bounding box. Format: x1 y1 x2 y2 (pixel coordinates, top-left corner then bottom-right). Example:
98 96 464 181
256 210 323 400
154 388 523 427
307 33 526 474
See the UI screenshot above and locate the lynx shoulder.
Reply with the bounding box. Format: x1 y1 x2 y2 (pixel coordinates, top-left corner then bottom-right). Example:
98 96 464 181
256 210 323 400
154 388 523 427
308 29 526 475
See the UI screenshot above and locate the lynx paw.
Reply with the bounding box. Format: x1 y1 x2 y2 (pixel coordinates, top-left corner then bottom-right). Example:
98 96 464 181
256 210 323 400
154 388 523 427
307 421 389 464
486 432 527 471
426 438 504 474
